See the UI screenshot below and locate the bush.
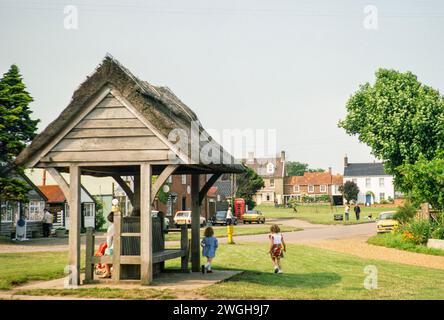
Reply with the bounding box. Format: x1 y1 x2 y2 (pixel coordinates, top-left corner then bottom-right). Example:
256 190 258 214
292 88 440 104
431 226 444 240
393 202 417 224
400 219 431 245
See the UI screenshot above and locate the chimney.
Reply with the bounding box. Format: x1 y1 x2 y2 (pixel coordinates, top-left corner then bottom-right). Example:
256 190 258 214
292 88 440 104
328 167 332 174
280 150 286 162
247 151 255 163
344 154 348 168
42 169 47 186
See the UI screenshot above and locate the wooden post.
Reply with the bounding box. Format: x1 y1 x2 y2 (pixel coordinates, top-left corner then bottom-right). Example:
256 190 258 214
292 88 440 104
84 227 95 284
191 174 201 272
133 174 141 215
180 224 189 271
140 163 152 285
68 165 81 286
112 210 121 282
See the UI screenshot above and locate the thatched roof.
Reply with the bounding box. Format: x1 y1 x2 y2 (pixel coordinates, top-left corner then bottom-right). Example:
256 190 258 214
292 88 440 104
15 55 245 174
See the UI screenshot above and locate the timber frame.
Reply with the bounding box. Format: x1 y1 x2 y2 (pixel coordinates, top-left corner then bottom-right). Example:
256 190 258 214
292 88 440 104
16 55 245 285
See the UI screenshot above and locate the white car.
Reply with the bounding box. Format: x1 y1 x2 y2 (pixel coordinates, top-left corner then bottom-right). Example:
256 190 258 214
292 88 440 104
173 210 206 228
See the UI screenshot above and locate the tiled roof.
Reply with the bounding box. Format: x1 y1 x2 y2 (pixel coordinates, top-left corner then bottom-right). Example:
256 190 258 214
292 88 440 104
285 172 343 185
243 156 285 178
344 163 389 177
38 185 66 203
213 180 233 198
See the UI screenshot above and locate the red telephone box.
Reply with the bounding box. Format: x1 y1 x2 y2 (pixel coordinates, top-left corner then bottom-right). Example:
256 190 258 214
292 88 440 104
234 198 245 219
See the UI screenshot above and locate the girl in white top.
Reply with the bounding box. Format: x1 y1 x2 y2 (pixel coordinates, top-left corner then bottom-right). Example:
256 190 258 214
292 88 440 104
269 224 286 274
100 212 114 278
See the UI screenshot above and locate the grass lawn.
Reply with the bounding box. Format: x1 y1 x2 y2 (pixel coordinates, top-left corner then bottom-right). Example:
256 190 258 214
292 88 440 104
194 243 444 299
0 251 71 290
2 243 444 299
257 204 393 224
368 233 444 257
165 224 301 241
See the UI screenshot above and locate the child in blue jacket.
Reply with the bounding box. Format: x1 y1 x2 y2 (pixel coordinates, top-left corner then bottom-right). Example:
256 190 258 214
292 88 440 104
201 226 218 273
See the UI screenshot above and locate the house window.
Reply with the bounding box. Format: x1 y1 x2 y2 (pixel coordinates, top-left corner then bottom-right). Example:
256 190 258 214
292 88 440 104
379 178 384 187
266 194 271 201
83 203 94 217
181 175 187 185
28 201 45 220
0 201 16 222
365 178 371 188
334 185 340 194
270 179 275 188
320 185 327 193
380 193 385 201
308 185 314 193
293 185 300 193
167 176 172 184
266 162 275 175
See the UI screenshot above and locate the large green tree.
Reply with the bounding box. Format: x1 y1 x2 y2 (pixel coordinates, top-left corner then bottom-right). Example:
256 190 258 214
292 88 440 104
339 180 359 203
0 65 39 202
236 167 264 210
285 161 324 176
338 69 444 190
399 154 444 211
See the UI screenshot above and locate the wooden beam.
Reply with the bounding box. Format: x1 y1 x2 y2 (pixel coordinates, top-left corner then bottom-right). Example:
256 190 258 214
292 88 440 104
140 163 153 285
191 174 201 272
112 175 134 205
68 165 81 287
133 174 140 214
151 165 179 203
198 173 222 206
112 211 121 282
46 167 71 203
84 227 95 284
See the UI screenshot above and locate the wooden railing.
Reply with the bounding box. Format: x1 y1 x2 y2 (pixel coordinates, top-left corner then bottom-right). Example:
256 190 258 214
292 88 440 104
84 211 189 284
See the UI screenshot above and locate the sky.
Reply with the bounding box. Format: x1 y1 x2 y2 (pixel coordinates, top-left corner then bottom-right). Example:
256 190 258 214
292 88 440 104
1 0 444 175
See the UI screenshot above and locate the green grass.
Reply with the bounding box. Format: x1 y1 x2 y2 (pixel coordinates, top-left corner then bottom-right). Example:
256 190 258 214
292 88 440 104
257 204 393 224
2 243 444 299
368 233 444 257
165 224 301 241
15 288 175 299
0 251 71 290
190 243 444 299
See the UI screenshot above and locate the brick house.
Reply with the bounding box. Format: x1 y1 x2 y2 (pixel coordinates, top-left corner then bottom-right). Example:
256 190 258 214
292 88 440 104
283 169 343 204
244 151 286 206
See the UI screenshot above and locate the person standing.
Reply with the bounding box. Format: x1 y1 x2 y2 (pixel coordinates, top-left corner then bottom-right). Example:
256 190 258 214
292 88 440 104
354 204 361 221
100 212 115 278
42 209 53 237
269 224 286 274
344 203 350 221
201 226 218 273
226 205 233 225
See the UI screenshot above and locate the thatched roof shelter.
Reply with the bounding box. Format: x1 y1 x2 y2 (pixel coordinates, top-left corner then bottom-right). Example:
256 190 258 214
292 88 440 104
16 55 245 286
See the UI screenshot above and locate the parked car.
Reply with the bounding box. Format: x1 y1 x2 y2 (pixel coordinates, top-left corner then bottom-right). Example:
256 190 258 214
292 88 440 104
151 210 169 231
173 210 206 228
242 210 266 224
210 211 238 226
376 211 398 233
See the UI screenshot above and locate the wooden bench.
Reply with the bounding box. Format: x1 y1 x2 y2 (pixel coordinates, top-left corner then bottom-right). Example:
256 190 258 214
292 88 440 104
84 211 189 284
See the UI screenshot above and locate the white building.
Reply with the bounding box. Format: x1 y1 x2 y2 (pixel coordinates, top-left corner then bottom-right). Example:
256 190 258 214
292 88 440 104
343 156 394 205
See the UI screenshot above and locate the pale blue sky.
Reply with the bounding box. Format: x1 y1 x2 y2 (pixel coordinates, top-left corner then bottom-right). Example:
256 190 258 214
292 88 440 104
1 0 443 174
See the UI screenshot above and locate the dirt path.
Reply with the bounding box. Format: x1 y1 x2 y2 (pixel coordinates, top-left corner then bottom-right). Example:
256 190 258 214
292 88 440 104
305 236 444 270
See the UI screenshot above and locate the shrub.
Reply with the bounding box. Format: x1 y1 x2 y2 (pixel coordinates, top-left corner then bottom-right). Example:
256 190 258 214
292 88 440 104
393 202 417 224
431 226 444 240
400 219 431 245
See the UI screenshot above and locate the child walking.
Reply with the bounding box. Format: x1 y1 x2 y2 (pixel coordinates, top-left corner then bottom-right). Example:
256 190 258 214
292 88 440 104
201 226 218 273
269 224 286 274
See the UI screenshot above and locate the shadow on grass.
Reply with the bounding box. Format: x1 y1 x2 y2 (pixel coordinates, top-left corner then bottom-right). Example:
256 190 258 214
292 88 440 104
223 270 342 289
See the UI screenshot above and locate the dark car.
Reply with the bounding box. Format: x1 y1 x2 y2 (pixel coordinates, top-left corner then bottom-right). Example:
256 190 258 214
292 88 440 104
210 211 238 226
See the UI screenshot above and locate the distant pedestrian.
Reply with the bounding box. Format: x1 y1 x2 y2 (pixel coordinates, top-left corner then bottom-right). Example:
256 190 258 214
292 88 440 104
344 203 350 221
226 205 233 225
201 226 218 273
42 209 53 237
354 204 361 220
269 224 286 274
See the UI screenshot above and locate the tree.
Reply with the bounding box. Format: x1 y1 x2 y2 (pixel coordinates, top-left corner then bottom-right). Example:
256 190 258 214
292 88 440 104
399 154 444 211
93 196 107 230
285 161 324 176
339 180 359 203
0 65 39 202
235 167 264 210
338 69 444 190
